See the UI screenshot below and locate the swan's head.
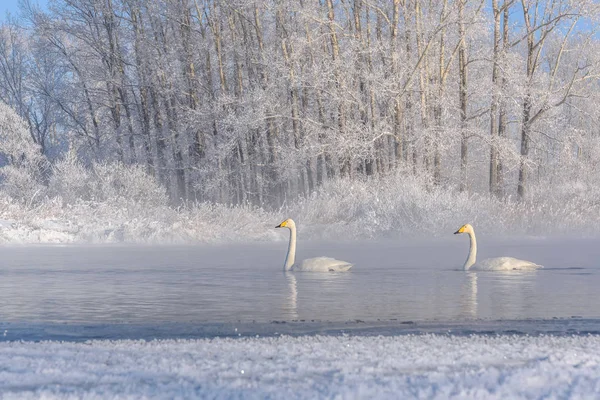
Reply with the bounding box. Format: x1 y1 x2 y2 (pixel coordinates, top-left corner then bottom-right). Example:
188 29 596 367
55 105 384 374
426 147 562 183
454 223 474 235
275 218 295 229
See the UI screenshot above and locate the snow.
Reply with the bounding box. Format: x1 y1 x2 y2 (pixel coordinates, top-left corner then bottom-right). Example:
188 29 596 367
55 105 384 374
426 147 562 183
1 176 600 245
1 334 599 399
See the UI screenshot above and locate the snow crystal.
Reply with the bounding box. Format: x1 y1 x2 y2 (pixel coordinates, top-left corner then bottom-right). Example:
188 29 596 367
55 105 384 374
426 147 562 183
0 334 599 399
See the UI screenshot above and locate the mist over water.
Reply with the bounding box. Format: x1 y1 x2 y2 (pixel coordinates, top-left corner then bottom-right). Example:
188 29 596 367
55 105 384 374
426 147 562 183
0 238 598 330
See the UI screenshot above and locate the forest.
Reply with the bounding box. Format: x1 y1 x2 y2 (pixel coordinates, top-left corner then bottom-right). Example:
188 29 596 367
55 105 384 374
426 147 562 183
0 0 600 242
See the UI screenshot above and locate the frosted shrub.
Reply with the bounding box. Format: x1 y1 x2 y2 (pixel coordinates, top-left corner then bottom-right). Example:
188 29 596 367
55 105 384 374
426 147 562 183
48 157 168 209
291 174 527 239
288 170 600 239
0 102 48 205
91 162 168 208
0 165 46 206
182 202 276 242
526 177 600 235
0 102 44 166
48 156 93 204
17 159 175 243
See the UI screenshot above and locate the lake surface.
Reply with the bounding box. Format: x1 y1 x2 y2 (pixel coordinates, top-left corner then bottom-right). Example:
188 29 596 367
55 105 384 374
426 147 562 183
1 237 599 340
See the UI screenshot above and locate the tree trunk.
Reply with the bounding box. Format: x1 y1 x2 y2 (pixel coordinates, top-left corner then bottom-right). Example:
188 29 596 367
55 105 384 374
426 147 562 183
391 0 403 166
489 0 501 196
403 0 417 174
326 0 348 177
518 0 536 200
433 0 448 186
415 0 431 177
130 7 156 176
496 4 510 197
458 0 468 192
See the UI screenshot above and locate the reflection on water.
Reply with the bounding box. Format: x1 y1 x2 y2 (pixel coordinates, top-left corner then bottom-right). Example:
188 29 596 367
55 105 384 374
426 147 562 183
283 273 298 320
0 239 599 324
486 270 537 318
281 271 354 321
460 272 478 318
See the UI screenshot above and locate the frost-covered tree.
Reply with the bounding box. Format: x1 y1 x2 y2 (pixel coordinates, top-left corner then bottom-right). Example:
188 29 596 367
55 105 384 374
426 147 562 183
0 0 599 211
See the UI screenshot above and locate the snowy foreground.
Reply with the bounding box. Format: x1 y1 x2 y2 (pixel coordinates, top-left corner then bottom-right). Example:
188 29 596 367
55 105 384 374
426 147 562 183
1 334 599 399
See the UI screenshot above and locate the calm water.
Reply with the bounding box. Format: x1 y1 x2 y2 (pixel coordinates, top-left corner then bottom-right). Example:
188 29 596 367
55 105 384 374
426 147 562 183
0 237 599 339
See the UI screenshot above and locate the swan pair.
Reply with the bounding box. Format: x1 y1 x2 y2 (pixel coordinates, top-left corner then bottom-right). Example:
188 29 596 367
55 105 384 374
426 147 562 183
275 219 541 272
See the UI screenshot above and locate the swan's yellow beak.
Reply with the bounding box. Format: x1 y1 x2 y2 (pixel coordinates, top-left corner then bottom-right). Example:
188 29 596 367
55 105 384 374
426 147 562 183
454 225 466 234
275 220 288 228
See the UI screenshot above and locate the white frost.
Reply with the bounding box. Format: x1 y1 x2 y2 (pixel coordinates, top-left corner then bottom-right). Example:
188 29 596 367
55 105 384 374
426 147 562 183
1 334 599 399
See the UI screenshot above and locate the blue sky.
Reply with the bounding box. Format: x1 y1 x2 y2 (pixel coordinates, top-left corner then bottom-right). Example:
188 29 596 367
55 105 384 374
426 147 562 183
1 0 47 21
1 0 23 20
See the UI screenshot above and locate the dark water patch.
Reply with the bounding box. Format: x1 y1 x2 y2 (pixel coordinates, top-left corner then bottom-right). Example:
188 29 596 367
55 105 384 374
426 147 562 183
2 318 600 343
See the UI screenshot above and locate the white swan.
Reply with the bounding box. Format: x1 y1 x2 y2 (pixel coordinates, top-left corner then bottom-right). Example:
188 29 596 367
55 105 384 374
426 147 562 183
275 218 353 272
454 224 542 271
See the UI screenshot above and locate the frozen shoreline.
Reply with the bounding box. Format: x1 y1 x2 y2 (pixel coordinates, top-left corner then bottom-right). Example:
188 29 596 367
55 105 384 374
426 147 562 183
1 333 599 399
3 318 600 342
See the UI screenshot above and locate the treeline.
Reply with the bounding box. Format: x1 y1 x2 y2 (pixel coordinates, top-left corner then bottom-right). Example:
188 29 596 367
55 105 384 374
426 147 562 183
0 0 599 207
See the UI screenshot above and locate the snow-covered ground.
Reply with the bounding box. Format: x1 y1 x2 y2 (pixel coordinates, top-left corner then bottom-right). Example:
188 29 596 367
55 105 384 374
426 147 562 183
1 334 599 399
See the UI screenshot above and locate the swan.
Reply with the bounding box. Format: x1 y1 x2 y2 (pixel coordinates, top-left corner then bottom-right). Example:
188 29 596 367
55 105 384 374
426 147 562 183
454 224 542 271
275 218 353 272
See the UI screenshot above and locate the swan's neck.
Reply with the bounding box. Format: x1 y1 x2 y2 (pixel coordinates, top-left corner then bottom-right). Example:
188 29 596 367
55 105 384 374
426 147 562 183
284 225 297 271
464 231 477 270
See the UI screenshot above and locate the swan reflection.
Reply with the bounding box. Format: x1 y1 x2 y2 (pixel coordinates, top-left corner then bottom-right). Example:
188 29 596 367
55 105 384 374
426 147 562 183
282 272 352 320
283 273 298 320
460 272 478 318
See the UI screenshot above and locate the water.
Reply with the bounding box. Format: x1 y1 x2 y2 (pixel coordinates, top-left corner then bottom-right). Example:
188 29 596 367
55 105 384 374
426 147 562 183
1 237 599 340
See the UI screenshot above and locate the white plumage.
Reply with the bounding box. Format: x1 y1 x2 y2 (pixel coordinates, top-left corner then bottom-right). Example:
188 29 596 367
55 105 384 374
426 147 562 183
454 224 542 271
291 256 353 272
